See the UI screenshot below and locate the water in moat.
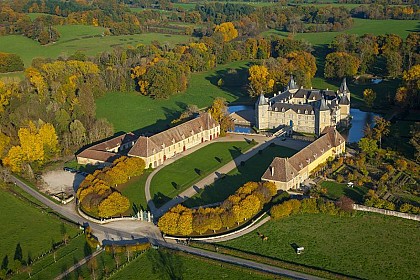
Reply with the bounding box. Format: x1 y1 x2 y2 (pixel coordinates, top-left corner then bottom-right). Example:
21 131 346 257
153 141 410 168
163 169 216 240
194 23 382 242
227 105 380 141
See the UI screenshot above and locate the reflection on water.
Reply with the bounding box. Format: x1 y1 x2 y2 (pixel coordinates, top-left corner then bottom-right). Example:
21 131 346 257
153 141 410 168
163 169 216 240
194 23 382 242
343 108 380 143
228 106 379 142
228 105 253 114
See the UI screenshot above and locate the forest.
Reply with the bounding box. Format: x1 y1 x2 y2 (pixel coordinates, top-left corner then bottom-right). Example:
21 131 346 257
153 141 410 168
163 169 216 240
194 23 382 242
0 0 419 179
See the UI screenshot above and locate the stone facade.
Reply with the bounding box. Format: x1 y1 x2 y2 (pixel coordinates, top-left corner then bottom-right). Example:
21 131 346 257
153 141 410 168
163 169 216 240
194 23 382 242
256 77 351 135
76 113 220 168
128 113 220 168
262 127 345 191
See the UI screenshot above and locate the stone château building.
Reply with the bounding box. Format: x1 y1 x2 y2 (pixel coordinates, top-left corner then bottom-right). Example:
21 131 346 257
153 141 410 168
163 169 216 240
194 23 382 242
262 127 346 191
76 113 220 168
255 77 351 135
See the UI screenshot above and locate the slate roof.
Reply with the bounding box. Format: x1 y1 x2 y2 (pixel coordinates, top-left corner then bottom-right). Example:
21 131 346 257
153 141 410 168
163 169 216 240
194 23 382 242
262 128 345 183
271 103 314 114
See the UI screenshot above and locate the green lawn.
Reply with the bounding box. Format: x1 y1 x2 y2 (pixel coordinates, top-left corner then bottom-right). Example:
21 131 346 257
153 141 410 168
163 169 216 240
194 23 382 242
0 187 79 266
184 144 297 207
109 249 275 280
0 25 193 67
263 18 420 46
151 141 255 207
221 213 420 280
119 169 153 212
320 180 368 203
96 60 251 133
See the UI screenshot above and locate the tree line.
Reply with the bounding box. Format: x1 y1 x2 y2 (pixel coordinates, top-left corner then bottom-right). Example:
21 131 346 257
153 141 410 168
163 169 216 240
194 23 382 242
77 156 146 218
158 181 277 236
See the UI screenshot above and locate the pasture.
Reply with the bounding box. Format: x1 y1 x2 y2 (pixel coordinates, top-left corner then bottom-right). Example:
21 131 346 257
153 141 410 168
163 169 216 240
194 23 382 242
0 187 79 269
150 141 255 207
263 18 420 46
221 212 420 280
109 249 274 280
96 60 251 133
0 25 193 67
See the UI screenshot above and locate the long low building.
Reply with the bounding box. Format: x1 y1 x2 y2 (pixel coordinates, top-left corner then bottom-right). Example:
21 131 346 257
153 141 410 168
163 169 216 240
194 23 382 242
262 127 345 191
76 113 220 168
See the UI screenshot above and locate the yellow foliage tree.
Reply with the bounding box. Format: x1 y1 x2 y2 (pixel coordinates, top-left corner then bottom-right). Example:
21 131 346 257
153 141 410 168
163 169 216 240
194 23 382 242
248 65 274 97
3 146 25 172
25 67 47 98
214 22 238 42
38 122 59 159
158 211 180 235
18 122 44 163
98 192 130 218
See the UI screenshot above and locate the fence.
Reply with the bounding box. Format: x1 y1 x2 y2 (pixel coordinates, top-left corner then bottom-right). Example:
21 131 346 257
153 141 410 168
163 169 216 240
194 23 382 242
353 204 420 221
77 207 154 224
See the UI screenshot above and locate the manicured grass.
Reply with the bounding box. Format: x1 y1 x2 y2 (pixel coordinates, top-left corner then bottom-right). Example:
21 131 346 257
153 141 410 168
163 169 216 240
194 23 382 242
109 249 275 280
320 180 368 203
151 141 255 207
0 25 193 67
184 144 297 207
119 169 153 212
0 187 79 265
263 18 420 46
96 60 251 133
221 213 420 280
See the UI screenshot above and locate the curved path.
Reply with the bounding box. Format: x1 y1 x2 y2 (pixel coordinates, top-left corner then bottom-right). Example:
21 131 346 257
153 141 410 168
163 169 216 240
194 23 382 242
8 171 322 280
148 135 310 218
145 133 275 216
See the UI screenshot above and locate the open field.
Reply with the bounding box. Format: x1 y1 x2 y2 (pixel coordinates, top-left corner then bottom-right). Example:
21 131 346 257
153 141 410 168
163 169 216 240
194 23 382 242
263 18 420 46
0 187 79 266
320 180 368 203
151 141 255 207
221 212 420 280
184 144 297 207
0 25 193 67
110 249 275 280
96 60 251 133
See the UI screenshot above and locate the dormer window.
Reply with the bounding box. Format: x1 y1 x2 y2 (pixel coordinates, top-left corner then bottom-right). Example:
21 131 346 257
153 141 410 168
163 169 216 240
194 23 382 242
282 108 285 112
172 138 175 144
275 107 278 112
305 110 308 114
298 109 300 114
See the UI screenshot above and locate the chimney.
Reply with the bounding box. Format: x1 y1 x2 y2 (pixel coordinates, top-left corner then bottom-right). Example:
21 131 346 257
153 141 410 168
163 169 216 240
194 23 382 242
270 166 274 176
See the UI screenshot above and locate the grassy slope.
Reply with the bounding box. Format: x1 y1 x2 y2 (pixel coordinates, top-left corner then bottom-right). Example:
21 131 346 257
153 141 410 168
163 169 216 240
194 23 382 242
0 187 79 264
151 141 254 207
185 144 297 207
221 213 420 280
0 25 192 67
96 60 251 133
110 249 274 280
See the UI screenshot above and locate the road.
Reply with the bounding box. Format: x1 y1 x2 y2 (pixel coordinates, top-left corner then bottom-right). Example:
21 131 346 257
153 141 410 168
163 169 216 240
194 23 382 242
9 174 323 280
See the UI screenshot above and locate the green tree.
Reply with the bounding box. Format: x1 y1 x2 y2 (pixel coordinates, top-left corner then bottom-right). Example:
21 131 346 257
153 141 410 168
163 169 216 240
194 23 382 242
363 88 376 108
373 116 390 149
324 52 360 79
358 137 378 158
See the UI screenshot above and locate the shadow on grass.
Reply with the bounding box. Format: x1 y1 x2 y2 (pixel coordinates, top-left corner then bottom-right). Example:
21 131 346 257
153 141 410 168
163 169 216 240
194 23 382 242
184 145 297 207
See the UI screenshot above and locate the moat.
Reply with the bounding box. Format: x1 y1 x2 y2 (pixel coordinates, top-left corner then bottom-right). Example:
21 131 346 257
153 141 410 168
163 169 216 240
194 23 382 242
228 105 379 143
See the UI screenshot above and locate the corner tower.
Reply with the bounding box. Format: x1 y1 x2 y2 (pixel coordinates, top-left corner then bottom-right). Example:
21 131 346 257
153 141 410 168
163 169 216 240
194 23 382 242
255 93 269 130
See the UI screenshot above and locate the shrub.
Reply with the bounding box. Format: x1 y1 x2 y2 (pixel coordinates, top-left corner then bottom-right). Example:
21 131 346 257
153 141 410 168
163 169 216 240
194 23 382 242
399 203 412 213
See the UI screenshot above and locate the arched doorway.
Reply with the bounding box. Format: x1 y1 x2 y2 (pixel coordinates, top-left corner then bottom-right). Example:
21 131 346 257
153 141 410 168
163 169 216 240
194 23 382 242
183 146 186 151
163 155 167 161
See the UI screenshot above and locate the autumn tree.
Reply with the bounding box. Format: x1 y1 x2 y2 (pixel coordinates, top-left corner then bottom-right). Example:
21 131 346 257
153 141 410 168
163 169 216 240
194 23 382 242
373 116 390 149
248 65 274 97
214 22 238 42
98 192 130 218
0 52 24 73
208 97 234 136
363 88 376 108
324 52 360 79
